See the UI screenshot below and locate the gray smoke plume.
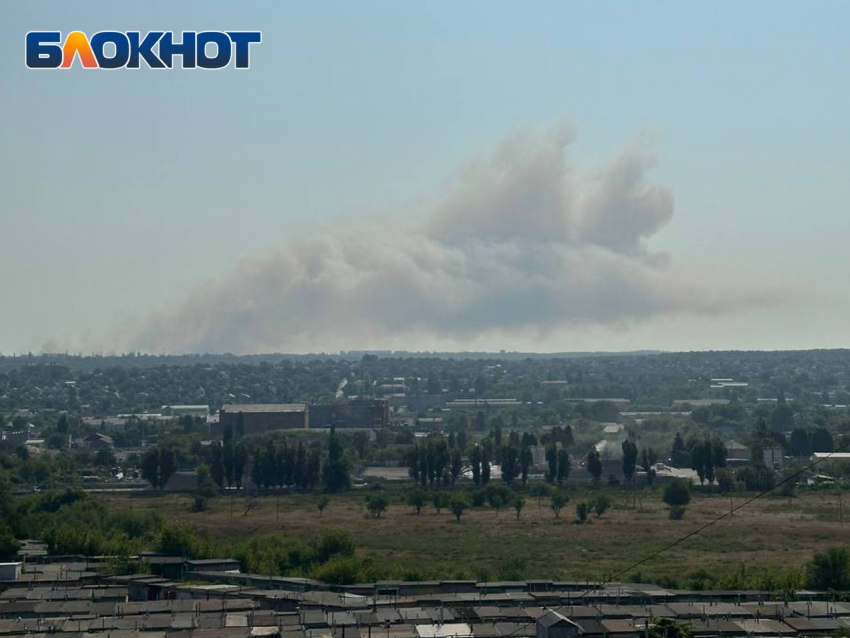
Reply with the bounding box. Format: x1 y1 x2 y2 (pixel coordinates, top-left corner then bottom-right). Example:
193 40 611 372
119 123 779 354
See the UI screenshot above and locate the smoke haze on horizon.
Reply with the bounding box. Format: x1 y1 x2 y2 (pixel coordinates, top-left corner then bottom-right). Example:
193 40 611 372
113 124 785 355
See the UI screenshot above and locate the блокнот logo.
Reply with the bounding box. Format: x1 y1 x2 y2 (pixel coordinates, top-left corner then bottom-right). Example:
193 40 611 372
25 31 261 69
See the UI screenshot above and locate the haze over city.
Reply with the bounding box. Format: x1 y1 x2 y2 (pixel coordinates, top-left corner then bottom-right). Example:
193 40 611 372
3 1 850 354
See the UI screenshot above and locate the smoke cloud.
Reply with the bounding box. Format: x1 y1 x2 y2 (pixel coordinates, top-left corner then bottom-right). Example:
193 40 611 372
120 123 779 354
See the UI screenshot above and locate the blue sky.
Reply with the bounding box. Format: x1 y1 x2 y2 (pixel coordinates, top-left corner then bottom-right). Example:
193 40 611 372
1 2 849 353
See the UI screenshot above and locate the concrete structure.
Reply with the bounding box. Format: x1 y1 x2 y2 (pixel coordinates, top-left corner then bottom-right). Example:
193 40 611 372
161 405 210 418
83 433 114 450
309 399 388 429
0 563 22 582
215 404 308 438
446 399 521 410
812 452 850 462
0 424 37 450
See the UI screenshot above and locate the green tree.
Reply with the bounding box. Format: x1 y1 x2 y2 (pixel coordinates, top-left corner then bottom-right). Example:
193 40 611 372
0 524 18 561
210 442 225 488
712 438 727 468
223 440 235 487
449 448 463 486
663 480 691 519
250 450 264 488
469 446 482 485
450 494 470 522
550 491 569 518
557 448 571 484
641 448 657 485
531 482 551 507
587 448 602 486
407 488 427 514
513 496 525 520
141 447 160 489
365 494 387 519
648 618 692 638
432 491 450 514
622 440 638 484
408 445 421 483
317 496 329 517
546 445 558 483
159 447 176 490
715 468 735 494
323 430 351 492
808 547 850 590
192 470 217 512
520 446 533 485
789 428 811 457
671 432 689 467
811 427 834 453
486 484 511 516
576 501 589 524
593 494 611 518
501 444 520 484
234 443 248 489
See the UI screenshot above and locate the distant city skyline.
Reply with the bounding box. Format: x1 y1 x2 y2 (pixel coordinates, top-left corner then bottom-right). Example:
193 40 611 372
2 2 849 354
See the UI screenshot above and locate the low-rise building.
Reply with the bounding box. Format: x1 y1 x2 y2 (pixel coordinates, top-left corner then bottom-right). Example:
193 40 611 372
214 403 309 438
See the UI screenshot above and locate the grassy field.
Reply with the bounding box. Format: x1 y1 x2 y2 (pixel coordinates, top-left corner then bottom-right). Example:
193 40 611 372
101 486 849 585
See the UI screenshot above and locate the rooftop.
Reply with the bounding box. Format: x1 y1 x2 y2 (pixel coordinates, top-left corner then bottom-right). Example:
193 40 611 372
220 404 307 414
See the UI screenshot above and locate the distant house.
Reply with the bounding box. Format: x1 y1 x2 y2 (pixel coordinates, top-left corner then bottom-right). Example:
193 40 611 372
536 610 582 638
0 423 37 450
601 423 624 437
812 452 850 462
160 405 210 418
726 440 751 467
726 440 750 460
163 471 199 492
83 433 114 450
184 558 241 573
763 446 784 469
0 563 22 582
416 417 444 430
